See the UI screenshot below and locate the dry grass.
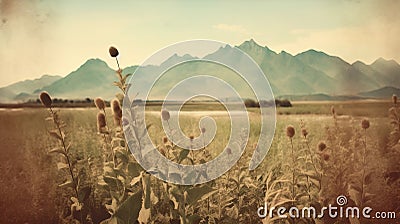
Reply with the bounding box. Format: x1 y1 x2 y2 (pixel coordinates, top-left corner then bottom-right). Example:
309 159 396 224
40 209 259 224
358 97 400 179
0 101 396 223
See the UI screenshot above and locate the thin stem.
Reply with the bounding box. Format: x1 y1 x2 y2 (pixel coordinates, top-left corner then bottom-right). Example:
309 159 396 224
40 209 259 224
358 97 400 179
115 57 121 70
360 129 367 208
50 108 79 197
304 137 321 190
167 120 174 147
50 107 83 223
290 138 295 201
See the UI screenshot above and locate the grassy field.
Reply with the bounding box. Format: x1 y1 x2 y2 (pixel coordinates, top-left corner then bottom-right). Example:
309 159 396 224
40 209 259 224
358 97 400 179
0 100 398 223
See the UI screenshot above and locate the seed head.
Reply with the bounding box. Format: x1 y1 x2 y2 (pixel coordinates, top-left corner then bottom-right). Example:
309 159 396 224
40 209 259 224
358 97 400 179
159 147 166 156
301 128 308 138
361 119 370 129
393 94 398 105
39 91 52 108
111 99 122 125
111 99 122 114
162 136 168 144
189 134 195 141
97 112 107 133
317 141 327 151
331 106 335 115
286 125 295 138
109 46 119 57
201 127 206 134
161 109 170 121
226 147 232 155
94 97 106 110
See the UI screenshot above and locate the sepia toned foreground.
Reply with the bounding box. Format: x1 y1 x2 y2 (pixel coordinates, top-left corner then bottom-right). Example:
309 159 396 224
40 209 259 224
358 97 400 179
0 97 399 223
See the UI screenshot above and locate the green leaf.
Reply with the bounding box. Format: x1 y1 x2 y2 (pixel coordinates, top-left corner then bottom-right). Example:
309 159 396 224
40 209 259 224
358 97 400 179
178 149 190 163
187 214 202 224
103 176 122 189
48 130 62 140
59 180 74 189
114 190 143 224
185 185 217 206
364 171 374 185
142 174 151 209
78 186 91 203
130 172 143 186
127 162 142 178
56 162 68 170
349 188 362 206
113 81 122 88
48 147 67 157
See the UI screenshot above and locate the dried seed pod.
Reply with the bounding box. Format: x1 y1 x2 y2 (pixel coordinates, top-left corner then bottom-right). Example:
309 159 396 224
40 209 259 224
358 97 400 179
317 141 327 151
39 91 52 108
361 119 370 129
94 97 106 110
286 125 295 138
331 106 335 115
162 136 168 144
97 112 107 133
109 46 119 57
201 127 206 134
161 109 170 121
189 135 194 140
226 147 232 155
111 99 122 125
301 128 308 138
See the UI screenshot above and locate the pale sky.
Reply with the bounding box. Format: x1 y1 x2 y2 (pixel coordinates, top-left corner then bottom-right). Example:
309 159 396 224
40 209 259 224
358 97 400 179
0 0 399 87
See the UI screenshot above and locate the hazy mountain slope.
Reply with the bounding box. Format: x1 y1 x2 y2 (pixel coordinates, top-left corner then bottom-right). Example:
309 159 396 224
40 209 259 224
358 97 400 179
237 40 337 95
0 75 61 102
370 58 400 87
358 86 400 98
5 75 62 94
36 59 117 100
2 39 400 102
295 50 381 94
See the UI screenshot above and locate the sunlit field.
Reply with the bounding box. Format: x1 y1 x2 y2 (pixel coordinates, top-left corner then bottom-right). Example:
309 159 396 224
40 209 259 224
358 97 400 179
0 99 398 223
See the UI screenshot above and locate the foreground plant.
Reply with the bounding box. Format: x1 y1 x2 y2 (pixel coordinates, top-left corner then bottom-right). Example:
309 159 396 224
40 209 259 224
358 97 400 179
40 92 91 223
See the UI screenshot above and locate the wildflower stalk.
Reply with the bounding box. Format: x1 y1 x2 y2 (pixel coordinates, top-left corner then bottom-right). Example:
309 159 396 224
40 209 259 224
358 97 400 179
290 137 295 202
40 91 83 224
360 119 370 208
286 125 296 204
49 107 79 199
303 133 321 191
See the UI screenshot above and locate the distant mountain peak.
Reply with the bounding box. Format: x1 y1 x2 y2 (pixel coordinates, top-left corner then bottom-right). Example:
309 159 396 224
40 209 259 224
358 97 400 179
279 50 293 56
85 58 107 65
239 39 262 48
372 57 399 67
298 49 327 57
352 60 366 66
160 53 197 68
74 58 109 71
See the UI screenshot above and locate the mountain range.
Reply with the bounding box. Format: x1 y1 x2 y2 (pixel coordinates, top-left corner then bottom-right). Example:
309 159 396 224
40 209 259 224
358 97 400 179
0 39 399 102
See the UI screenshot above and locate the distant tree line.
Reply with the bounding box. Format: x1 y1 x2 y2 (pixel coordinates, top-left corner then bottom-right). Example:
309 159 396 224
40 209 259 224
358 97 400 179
244 98 292 108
